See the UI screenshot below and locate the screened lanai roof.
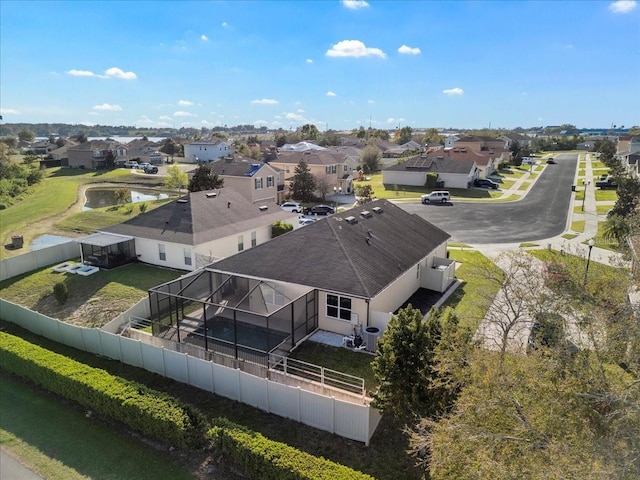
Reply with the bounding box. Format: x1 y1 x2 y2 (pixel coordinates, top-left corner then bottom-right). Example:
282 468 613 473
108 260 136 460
75 232 134 247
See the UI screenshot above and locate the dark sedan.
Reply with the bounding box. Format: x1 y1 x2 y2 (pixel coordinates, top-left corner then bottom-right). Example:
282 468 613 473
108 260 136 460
474 178 499 189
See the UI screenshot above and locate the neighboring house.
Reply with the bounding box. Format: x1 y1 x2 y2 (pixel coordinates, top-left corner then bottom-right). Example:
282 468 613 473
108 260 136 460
67 140 128 169
29 140 55 155
453 135 508 152
444 135 460 149
616 136 640 176
498 133 533 149
279 141 326 151
325 145 362 172
383 152 479 189
184 139 232 163
122 139 164 165
147 199 455 357
101 189 299 271
207 157 285 204
383 141 422 158
267 149 354 194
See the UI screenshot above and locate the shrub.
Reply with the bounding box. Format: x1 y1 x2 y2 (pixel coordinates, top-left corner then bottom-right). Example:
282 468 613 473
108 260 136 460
210 418 374 480
53 281 68 304
425 172 438 188
139 202 148 213
272 220 293 238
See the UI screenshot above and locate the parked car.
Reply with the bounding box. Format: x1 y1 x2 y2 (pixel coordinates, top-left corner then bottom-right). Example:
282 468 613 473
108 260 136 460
139 162 152 170
307 204 335 215
298 218 316 226
123 160 139 168
144 165 158 174
546 157 556 164
280 202 302 213
595 177 618 189
521 157 535 165
474 178 499 189
421 191 450 204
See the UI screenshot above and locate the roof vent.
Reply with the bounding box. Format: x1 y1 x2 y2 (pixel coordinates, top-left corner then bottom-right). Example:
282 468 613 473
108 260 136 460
177 199 188 203
371 206 383 214
258 205 268 211
360 210 372 218
344 216 358 224
206 192 217 198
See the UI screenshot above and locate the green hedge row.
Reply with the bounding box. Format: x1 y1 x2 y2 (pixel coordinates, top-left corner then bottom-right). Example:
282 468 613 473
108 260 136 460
210 418 375 480
0 331 207 449
0 331 373 479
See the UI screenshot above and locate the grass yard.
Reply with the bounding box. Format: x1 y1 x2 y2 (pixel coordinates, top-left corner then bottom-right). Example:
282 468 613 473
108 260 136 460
518 181 531 191
575 189 585 201
562 233 579 240
591 222 621 251
596 204 614 215
0 167 165 259
595 189 618 201
571 220 585 232
590 161 606 169
0 373 196 480
0 263 183 327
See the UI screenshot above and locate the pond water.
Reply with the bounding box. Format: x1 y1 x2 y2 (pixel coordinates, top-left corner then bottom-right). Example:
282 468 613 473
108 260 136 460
31 234 74 250
83 188 171 210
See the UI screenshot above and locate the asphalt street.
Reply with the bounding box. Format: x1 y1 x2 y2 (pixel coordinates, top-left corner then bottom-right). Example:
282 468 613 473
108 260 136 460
400 153 579 244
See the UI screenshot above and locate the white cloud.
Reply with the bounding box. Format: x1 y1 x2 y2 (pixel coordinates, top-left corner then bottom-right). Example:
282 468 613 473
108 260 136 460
254 120 269 126
285 112 306 122
104 67 137 80
443 87 464 96
201 34 209 41
609 0 637 13
274 115 282 119
0 108 21 115
326 40 386 59
368 99 375 104
386 117 405 124
159 115 172 121
92 103 123 111
297 109 305 113
306 58 313 64
221 21 228 27
251 98 279 105
326 91 337 97
342 0 369 9
67 67 137 80
174 111 195 117
398 45 421 55
67 69 99 78
178 100 194 106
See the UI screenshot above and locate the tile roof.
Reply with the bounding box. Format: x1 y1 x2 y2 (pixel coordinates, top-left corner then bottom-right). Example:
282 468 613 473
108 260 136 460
211 199 451 298
102 189 294 246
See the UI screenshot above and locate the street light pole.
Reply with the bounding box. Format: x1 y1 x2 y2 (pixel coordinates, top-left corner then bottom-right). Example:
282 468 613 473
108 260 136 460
583 238 595 286
581 180 590 211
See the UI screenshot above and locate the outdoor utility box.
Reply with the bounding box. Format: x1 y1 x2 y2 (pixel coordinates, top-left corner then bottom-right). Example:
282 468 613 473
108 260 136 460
571 185 576 192
365 326 381 353
11 235 24 249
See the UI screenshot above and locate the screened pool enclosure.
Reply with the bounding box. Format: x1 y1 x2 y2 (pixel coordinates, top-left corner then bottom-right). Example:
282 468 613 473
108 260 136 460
148 268 318 364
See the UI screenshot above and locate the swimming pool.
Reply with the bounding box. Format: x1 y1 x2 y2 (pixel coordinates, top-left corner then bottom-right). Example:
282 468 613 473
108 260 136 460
195 317 288 353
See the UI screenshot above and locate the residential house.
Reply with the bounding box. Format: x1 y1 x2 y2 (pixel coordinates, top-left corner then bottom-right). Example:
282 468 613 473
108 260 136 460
100 189 299 271
453 135 508 152
279 141 326 151
184 138 233 163
444 135 461 149
267 149 354 195
67 140 128 169
498 133 533 149
147 199 455 358
123 139 165 165
325 145 362 172
383 152 479 189
208 157 286 204
616 136 640 177
383 141 422 158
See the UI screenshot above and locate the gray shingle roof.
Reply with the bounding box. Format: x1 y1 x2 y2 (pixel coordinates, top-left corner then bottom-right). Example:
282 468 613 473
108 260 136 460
274 150 348 165
211 199 450 298
384 154 476 174
102 189 294 246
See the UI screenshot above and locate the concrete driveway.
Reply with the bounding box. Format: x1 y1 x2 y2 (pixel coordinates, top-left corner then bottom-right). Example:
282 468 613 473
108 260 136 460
400 153 579 243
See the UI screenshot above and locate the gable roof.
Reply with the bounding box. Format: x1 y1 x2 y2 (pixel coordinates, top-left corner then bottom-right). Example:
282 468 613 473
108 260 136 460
207 158 276 178
212 199 450 298
102 189 293 246
67 139 127 152
384 153 477 174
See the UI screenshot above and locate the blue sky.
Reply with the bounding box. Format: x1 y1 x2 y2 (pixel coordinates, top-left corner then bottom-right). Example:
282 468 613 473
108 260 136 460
1 0 639 130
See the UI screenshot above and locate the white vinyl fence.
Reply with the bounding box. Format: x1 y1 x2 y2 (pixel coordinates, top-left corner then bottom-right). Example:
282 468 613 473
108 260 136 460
0 298 381 445
0 241 78 281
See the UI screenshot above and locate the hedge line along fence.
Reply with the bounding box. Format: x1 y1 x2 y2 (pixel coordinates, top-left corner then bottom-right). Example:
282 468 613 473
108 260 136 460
0 331 374 479
0 331 207 449
210 418 375 480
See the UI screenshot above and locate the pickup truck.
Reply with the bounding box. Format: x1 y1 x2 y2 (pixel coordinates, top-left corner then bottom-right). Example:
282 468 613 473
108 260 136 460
595 177 618 189
123 160 140 168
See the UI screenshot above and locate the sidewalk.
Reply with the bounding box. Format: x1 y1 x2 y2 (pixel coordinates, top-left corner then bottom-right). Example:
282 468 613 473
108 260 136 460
475 152 625 268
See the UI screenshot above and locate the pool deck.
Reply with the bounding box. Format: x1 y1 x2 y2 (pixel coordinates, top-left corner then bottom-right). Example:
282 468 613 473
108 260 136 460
307 330 345 347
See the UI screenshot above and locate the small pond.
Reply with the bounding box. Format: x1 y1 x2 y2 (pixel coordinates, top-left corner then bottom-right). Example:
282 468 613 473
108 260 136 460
83 188 172 211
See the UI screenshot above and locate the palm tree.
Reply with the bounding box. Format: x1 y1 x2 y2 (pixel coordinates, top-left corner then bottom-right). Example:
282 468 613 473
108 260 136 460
603 214 629 245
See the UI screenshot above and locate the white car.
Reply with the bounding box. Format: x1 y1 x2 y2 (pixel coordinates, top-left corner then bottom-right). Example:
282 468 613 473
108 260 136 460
421 191 450 204
138 162 152 170
280 202 302 213
298 218 316 226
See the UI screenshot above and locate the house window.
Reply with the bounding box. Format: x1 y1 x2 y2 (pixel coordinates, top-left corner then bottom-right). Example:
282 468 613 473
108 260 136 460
267 176 274 187
158 244 166 261
238 235 244 252
255 177 263 189
184 248 192 266
251 231 257 247
326 294 352 322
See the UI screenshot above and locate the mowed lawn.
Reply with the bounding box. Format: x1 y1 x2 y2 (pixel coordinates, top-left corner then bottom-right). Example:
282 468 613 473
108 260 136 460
0 373 196 480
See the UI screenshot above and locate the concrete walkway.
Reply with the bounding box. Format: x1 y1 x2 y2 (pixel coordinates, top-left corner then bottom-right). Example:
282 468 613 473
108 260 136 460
0 449 45 480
